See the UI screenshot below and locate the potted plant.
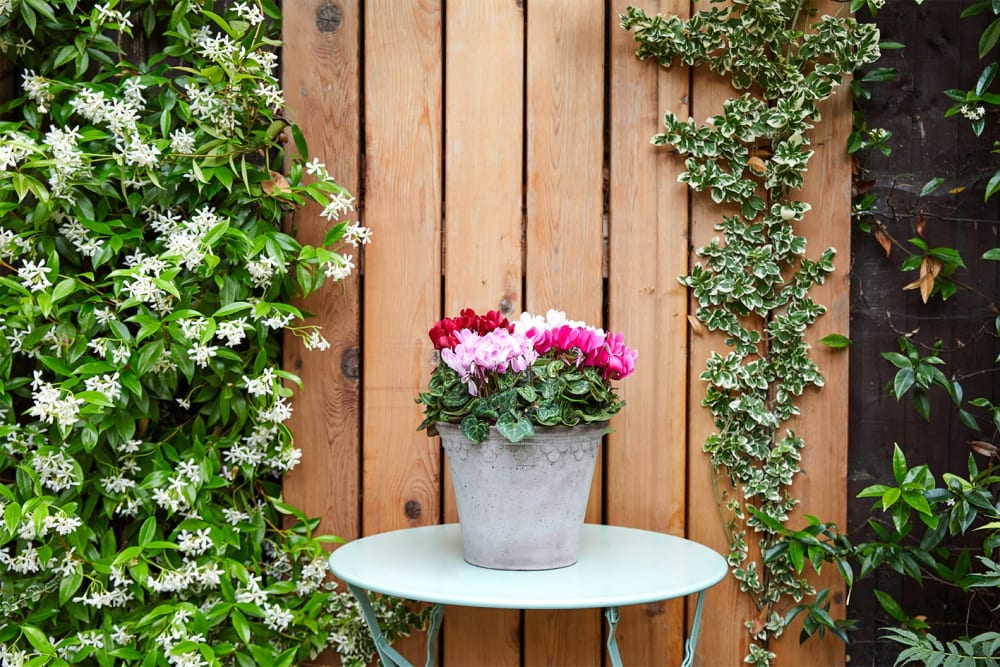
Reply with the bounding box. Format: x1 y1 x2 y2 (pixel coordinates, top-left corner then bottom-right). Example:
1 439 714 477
417 308 636 570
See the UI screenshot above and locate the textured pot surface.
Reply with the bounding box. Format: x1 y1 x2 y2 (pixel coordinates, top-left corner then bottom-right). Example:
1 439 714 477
436 421 605 570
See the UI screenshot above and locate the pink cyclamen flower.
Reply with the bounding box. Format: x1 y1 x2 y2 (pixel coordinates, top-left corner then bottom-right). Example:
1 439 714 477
441 328 538 396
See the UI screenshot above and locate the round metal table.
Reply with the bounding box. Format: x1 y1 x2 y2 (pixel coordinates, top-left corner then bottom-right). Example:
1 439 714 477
328 523 727 667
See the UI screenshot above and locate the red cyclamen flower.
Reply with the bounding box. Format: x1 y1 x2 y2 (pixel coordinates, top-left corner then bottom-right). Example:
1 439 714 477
428 309 514 350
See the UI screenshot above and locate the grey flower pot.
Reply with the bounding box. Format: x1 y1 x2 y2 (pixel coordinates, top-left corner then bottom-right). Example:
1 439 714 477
436 421 606 570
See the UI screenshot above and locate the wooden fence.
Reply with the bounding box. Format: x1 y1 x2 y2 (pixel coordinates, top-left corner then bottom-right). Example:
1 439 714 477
281 1 850 665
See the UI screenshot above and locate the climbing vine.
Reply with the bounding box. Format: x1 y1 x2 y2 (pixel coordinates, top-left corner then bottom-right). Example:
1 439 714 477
621 2 880 664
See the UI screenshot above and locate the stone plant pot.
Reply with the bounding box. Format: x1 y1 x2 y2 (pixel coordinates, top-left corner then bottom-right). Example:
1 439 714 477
436 421 606 570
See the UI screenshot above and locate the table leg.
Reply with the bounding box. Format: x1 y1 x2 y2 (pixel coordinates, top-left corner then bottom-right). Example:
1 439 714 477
347 584 446 667
604 607 623 667
347 583 414 667
423 603 445 667
681 590 708 667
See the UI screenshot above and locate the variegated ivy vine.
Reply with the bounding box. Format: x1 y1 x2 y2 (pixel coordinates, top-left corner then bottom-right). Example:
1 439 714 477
621 3 880 665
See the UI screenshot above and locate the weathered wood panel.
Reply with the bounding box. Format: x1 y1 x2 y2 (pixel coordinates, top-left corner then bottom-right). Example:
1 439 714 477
776 3 852 663
280 0 857 664
606 1 691 664
361 1 443 662
523 2 606 665
281 6 362 663
283 0 361 549
441 0 525 664
685 50 760 665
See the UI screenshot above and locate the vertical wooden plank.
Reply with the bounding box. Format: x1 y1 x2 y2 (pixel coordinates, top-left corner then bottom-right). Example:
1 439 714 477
685 3 759 663
283 4 361 665
442 1 525 664
775 5 852 662
363 1 442 662
523 1 605 664
282 0 361 574
606 1 690 664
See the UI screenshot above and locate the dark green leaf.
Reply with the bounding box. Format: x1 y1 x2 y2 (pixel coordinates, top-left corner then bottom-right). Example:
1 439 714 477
819 333 851 348
981 17 1000 58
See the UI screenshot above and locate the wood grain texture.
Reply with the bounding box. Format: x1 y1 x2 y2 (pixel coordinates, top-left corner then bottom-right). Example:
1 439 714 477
685 6 760 663
441 0 525 664
524 1 605 664
606 1 691 664
363 1 443 662
776 5 852 661
282 4 362 665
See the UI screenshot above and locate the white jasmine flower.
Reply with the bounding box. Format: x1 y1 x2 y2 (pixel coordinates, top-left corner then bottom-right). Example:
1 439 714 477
21 69 53 112
324 254 354 281
222 508 251 525
267 446 303 472
345 222 373 246
262 602 294 632
960 104 986 121
304 329 331 351
262 312 294 330
177 528 213 556
178 317 208 340
246 255 282 289
94 307 116 325
188 343 218 368
44 514 82 535
260 397 293 423
304 158 326 177
170 128 197 154
103 471 137 494
243 367 276 397
83 371 122 402
110 345 131 366
320 192 355 220
177 458 200 483
110 625 134 647
119 439 142 454
17 258 53 292
233 1 265 25
235 576 267 606
216 318 247 346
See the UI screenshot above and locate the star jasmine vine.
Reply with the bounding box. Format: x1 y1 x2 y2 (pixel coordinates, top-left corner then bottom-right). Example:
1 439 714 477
622 2 880 664
0 2 423 666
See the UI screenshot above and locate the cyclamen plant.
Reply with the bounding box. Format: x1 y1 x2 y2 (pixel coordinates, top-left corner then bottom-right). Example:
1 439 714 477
417 309 637 443
0 1 423 666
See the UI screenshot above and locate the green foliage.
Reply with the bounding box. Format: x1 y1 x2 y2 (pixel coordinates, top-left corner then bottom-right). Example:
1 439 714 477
417 359 623 443
621 2 881 663
882 628 1000 667
855 448 1000 666
0 1 421 665
882 338 957 421
848 3 1000 664
940 0 1000 199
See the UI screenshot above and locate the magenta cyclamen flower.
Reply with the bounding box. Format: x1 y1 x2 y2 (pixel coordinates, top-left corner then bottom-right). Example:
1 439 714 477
594 331 638 380
441 328 538 396
530 323 637 381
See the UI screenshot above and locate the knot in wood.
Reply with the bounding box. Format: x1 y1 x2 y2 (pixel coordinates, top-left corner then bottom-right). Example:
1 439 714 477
404 500 422 520
341 347 360 380
316 3 342 33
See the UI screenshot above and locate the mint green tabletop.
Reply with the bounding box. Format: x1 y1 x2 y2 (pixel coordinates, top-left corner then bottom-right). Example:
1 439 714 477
327 523 727 610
